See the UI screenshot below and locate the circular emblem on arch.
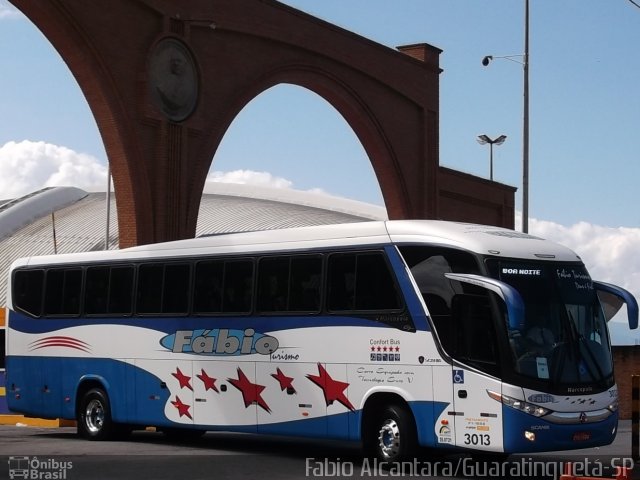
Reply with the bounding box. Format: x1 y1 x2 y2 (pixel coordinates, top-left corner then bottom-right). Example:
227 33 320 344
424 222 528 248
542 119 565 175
149 37 199 122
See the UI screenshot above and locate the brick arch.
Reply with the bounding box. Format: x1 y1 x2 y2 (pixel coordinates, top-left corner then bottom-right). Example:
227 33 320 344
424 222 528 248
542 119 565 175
9 0 514 247
205 68 412 220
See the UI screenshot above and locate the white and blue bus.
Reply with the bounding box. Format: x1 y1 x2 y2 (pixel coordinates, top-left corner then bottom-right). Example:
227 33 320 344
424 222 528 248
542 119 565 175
4 220 638 461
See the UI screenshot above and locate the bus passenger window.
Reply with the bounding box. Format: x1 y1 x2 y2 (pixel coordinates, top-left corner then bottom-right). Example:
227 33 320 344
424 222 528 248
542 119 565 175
137 264 163 314
194 261 224 313
85 267 110 314
257 255 322 314
44 268 82 316
328 254 356 311
355 253 400 310
257 257 289 312
289 256 322 312
222 260 253 314
328 252 401 312
13 269 44 317
162 263 190 315
108 266 134 315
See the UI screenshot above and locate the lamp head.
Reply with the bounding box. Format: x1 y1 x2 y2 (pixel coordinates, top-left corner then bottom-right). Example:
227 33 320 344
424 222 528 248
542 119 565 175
477 134 490 145
482 55 493 66
495 134 507 145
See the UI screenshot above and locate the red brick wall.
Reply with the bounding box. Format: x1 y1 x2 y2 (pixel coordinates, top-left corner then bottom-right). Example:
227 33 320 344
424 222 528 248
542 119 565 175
613 346 640 419
438 167 516 228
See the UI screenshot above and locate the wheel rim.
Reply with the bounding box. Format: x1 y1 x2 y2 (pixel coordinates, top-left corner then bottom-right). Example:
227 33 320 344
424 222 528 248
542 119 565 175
377 418 401 460
84 399 105 434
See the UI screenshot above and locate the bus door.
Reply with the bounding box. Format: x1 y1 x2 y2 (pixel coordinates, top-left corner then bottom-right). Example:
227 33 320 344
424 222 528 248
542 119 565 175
449 292 504 452
451 367 503 452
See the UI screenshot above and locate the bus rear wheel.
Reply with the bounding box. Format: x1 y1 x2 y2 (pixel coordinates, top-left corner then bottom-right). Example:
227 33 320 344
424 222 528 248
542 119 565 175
366 404 417 463
77 388 115 441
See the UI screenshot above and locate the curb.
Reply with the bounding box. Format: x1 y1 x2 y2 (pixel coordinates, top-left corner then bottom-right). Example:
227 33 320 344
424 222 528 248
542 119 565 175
0 415 76 428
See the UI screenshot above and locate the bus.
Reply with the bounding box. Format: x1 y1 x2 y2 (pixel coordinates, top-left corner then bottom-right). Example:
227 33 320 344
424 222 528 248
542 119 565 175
4 220 638 461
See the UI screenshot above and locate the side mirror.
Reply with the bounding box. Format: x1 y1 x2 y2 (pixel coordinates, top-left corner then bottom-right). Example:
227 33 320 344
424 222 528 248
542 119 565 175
593 281 638 329
444 273 525 330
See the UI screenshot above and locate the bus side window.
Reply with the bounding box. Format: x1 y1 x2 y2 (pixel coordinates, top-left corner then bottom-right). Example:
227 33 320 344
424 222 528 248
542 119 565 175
86 265 134 316
13 269 45 317
162 263 190 315
193 260 224 313
355 253 401 310
398 246 485 356
85 267 109 315
289 256 322 312
257 255 323 314
257 257 289 313
137 264 163 314
222 260 253 314
44 268 82 317
108 266 134 315
451 293 500 375
328 252 401 312
328 254 356 311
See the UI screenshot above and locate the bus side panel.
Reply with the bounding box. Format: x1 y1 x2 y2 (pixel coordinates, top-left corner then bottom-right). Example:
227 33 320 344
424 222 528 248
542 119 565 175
6 356 47 418
7 355 132 423
6 356 63 419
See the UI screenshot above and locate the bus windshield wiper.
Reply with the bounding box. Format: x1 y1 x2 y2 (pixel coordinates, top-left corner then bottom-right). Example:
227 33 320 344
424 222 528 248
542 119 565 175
567 310 605 382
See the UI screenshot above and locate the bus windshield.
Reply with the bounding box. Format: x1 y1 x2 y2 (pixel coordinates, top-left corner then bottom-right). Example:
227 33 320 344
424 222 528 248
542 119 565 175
487 260 613 386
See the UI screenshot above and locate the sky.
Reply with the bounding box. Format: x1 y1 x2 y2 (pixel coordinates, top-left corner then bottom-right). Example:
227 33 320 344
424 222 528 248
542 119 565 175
1 1 640 339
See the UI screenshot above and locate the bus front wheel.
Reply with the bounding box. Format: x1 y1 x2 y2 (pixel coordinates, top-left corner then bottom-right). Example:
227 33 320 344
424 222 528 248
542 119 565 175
77 388 114 441
366 404 417 463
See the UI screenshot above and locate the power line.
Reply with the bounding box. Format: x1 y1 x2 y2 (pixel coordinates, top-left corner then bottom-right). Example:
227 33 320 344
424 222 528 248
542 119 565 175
628 0 640 9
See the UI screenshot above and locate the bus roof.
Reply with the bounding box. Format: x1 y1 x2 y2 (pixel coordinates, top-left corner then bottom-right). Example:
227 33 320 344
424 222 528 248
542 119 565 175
9 220 580 269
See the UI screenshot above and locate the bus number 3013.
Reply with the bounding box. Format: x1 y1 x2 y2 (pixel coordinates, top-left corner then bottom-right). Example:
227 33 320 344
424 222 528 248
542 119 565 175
464 433 491 446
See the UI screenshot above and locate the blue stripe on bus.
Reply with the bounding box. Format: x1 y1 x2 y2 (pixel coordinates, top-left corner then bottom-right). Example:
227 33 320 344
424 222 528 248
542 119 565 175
7 312 417 335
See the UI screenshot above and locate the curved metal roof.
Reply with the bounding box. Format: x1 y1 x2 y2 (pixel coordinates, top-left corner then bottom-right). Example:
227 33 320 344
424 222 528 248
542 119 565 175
0 184 386 305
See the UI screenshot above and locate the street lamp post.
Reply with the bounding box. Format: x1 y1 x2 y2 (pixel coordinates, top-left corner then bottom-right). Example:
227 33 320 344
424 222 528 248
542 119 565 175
477 134 507 181
482 0 530 233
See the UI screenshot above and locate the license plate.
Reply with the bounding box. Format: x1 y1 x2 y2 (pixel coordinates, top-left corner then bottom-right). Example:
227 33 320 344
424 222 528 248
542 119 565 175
573 431 591 441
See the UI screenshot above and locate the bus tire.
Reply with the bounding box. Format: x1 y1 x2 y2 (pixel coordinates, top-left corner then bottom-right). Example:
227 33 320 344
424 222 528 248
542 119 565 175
366 404 417 463
77 388 115 441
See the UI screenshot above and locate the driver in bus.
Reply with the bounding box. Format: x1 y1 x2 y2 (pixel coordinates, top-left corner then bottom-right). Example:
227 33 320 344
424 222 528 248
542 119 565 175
523 306 556 356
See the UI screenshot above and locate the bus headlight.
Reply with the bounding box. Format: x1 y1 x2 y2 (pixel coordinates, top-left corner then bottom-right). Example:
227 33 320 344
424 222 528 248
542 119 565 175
607 399 619 412
487 390 550 418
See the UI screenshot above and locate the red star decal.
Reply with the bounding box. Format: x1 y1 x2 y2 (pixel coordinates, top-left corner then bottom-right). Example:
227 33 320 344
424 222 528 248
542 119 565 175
395 346 400 352
306 363 354 411
271 367 295 393
171 395 193 419
228 367 271 413
377 346 382 352
383 346 388 352
197 368 219 392
371 346 376 352
172 367 193 391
